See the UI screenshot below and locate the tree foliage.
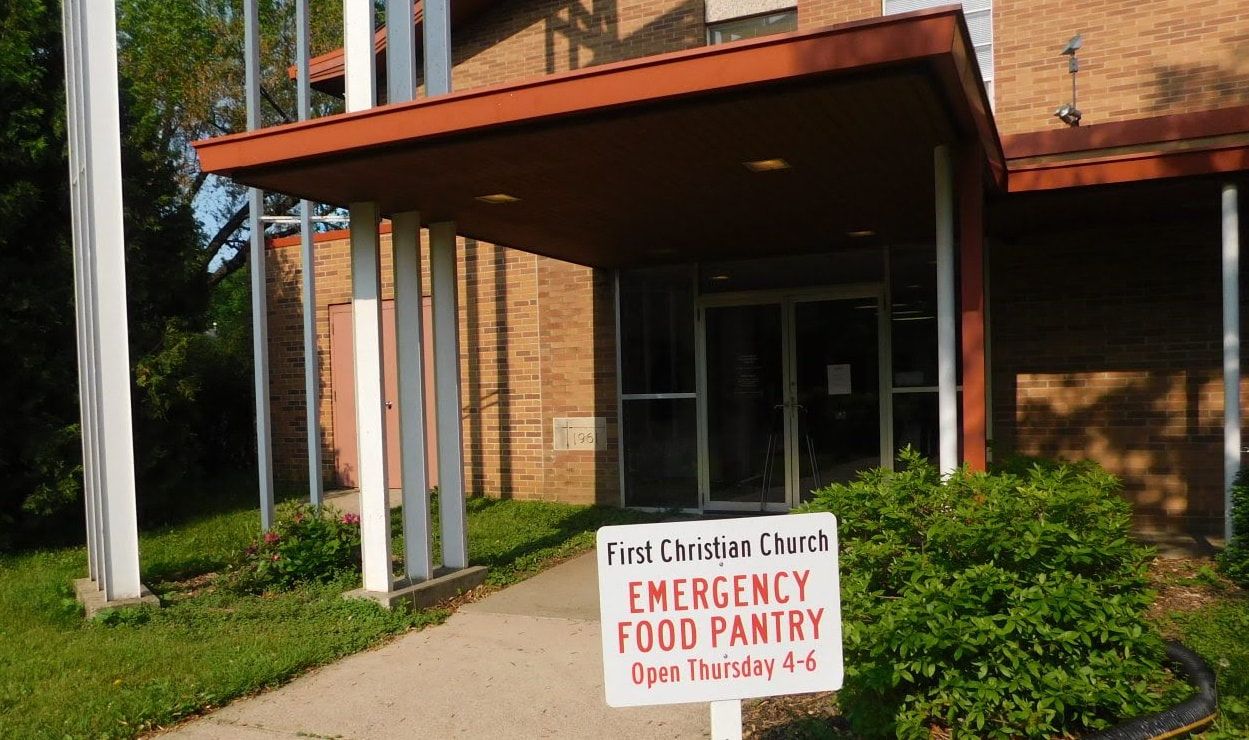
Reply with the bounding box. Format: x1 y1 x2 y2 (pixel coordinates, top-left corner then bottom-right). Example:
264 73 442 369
0 0 253 549
116 0 347 275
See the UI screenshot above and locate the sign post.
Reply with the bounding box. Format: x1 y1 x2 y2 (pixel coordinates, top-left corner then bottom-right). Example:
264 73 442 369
596 513 842 738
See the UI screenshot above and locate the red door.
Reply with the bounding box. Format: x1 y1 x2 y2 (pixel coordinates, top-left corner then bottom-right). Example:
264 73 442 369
329 299 438 489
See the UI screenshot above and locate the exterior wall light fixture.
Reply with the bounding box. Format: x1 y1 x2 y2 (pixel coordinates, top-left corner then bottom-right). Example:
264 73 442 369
1054 33 1083 127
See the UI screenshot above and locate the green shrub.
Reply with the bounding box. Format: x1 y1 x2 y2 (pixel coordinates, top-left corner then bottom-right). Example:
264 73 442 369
220 503 361 593
1217 469 1249 587
800 450 1167 738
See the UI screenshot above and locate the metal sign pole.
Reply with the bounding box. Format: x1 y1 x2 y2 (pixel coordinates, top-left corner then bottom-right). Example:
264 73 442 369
710 699 743 740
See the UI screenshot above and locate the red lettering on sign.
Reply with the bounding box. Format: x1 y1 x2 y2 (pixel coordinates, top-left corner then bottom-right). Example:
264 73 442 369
648 581 668 612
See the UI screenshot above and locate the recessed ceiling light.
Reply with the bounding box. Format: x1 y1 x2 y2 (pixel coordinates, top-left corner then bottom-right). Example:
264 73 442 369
742 158 790 172
476 193 520 204
710 274 731 281
847 229 876 238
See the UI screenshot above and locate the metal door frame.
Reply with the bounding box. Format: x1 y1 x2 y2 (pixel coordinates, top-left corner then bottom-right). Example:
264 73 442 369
696 283 891 511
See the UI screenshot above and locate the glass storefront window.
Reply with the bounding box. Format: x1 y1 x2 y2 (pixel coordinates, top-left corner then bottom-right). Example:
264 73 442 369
622 399 698 507
619 266 698 507
619 266 695 395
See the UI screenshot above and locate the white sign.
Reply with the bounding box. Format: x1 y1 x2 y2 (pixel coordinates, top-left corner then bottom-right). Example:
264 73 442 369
596 513 842 707
826 364 851 395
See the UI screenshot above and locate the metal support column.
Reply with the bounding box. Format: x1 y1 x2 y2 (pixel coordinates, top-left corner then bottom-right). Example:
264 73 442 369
244 0 275 528
1224 183 1241 544
423 0 452 96
61 0 142 600
393 213 434 581
344 0 377 112
431 222 468 569
349 203 393 593
294 0 323 506
387 0 416 103
935 145 958 476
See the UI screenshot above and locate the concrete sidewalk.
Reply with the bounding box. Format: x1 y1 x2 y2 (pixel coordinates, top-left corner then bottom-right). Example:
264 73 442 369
168 553 709 739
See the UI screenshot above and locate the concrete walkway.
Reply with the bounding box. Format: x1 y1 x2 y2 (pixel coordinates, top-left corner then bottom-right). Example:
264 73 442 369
168 553 709 739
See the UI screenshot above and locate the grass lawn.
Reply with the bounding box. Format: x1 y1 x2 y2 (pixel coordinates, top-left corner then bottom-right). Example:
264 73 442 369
0 489 651 739
1149 559 1249 738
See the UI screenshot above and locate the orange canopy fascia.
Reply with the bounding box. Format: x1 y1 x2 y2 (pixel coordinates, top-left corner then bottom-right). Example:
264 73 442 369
196 9 1003 267
1003 105 1249 192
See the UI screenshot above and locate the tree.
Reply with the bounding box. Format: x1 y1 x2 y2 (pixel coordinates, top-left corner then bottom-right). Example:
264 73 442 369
0 0 252 548
115 0 348 283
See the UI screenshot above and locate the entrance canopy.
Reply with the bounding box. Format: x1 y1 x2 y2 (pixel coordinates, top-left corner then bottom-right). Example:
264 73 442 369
194 8 1001 268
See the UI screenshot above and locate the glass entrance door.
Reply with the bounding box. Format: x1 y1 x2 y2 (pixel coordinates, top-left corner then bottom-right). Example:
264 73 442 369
702 303 787 508
790 297 883 502
700 290 887 510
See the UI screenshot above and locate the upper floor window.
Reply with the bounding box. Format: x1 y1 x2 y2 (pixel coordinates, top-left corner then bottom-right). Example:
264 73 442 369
707 8 798 45
884 0 993 104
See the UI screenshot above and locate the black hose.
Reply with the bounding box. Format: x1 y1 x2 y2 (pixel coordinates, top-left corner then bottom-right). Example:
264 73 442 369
1088 641 1218 739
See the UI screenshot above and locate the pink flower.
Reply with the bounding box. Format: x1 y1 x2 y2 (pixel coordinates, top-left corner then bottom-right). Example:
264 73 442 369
244 545 257 557
270 553 281 562
341 513 361 526
264 531 281 545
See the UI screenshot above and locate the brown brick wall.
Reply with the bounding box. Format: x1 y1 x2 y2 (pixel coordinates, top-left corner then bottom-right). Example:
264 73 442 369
267 229 620 504
994 0 1249 136
797 0 876 32
267 0 1249 514
989 217 1227 536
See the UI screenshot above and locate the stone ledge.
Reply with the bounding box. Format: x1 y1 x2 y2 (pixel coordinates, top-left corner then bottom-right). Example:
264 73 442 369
73 578 160 619
343 565 488 611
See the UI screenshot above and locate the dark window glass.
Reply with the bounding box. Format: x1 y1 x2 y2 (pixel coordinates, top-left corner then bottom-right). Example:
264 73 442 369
890 245 939 388
622 399 698 507
619 266 695 395
707 10 797 45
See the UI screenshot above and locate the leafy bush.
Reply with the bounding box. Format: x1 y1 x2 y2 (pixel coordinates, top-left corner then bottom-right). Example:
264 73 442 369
1217 469 1249 587
800 450 1167 738
221 503 361 593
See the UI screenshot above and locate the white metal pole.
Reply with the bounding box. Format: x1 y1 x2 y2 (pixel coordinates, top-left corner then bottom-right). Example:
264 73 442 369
387 0 416 103
431 222 469 569
349 203 393 592
710 699 742 740
1224 183 1241 544
78 0 142 600
344 0 377 112
393 212 434 581
935 145 958 477
423 0 452 95
295 0 323 507
243 0 275 529
62 0 101 587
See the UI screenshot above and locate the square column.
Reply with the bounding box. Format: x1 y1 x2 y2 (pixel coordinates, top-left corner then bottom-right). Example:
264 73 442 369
430 222 469 569
393 212 434 581
1224 183 1241 544
61 0 146 603
934 145 958 476
243 0 275 527
349 203 393 593
959 145 988 472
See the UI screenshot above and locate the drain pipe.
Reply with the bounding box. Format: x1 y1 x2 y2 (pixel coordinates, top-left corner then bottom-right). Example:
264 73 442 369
1089 641 1218 739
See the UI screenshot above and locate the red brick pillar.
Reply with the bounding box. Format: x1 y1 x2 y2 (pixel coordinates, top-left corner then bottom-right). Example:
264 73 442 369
960 145 988 471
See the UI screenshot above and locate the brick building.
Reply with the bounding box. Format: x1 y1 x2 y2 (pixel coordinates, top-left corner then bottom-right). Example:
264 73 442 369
200 0 1249 543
